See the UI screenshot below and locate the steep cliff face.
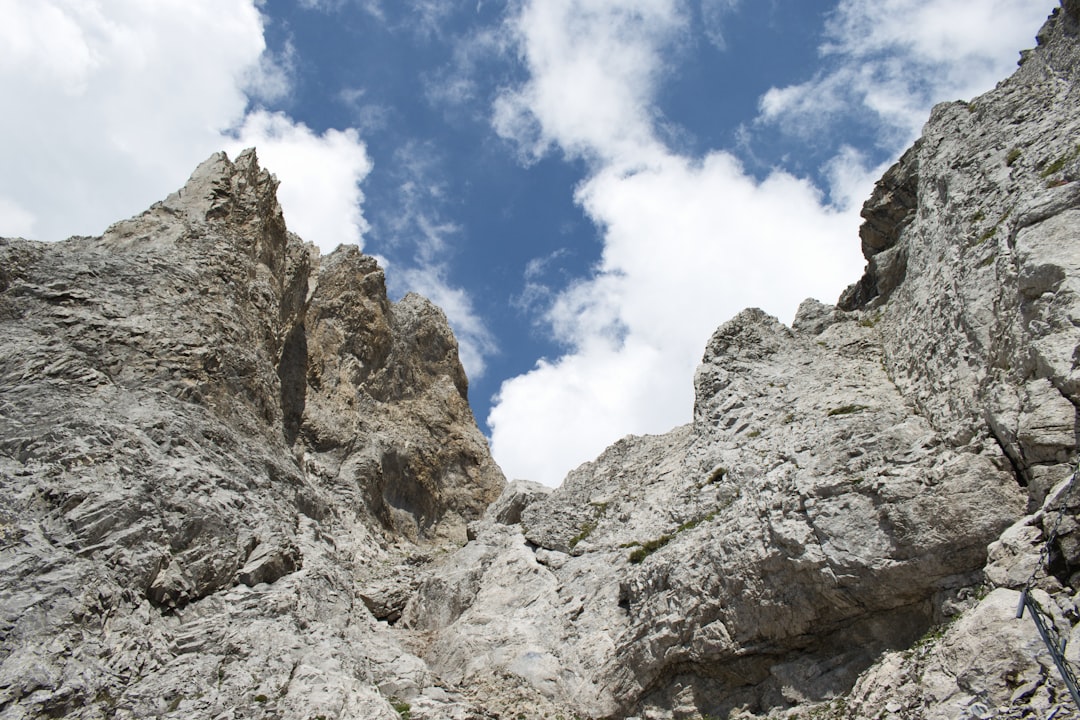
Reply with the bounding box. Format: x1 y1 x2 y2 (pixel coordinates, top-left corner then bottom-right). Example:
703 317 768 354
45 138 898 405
408 308 1024 718
841 0 1080 509
0 150 503 719
402 3 1080 719
4 4 1080 720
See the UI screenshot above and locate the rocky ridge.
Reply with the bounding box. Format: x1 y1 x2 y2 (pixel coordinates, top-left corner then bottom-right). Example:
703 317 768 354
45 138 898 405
3 3 1080 719
400 2 1080 719
0 149 503 718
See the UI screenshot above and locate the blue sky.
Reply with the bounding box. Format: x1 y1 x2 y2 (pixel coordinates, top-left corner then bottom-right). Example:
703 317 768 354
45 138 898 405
0 0 1059 485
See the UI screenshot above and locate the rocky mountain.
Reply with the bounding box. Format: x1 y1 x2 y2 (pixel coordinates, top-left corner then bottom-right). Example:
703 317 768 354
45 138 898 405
400 2 1080 718
2 2 1080 719
0 150 503 718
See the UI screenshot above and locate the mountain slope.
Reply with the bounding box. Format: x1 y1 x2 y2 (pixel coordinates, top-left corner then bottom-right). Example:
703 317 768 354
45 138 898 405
403 3 1080 718
0 149 503 719
3 3 1080 719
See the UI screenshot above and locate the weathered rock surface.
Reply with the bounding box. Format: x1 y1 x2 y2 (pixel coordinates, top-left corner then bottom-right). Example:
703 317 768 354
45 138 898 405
401 3 1080 719
840 0 1080 504
0 149 503 719
408 307 1024 718
5 3 1080 719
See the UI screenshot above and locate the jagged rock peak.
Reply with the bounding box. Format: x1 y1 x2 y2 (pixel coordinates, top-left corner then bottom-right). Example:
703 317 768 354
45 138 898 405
104 149 297 285
0 148 503 719
165 148 281 223
394 4 1080 719
4 2 1080 718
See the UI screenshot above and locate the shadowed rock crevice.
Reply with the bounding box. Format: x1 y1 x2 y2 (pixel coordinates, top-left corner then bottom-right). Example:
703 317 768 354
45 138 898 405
378 449 439 540
839 142 919 311
278 322 307 446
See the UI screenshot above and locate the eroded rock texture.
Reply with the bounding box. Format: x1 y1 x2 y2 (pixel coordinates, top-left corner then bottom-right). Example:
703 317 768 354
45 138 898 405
0 149 503 719
401 3 1080 719
5 3 1080 720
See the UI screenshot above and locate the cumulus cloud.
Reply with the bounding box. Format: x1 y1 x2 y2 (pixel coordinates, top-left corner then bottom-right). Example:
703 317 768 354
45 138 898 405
0 0 371 255
490 150 867 484
492 0 687 165
242 39 296 105
487 0 1052 486
758 0 1059 144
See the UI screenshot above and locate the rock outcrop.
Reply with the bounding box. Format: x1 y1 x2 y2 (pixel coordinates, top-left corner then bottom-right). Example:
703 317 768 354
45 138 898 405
407 308 1025 718
4 3 1080 719
0 149 503 719
400 2 1080 718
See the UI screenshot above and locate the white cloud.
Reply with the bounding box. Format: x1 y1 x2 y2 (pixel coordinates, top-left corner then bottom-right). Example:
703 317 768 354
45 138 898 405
242 39 296 104
823 145 889 212
823 0 1048 63
490 151 866 485
491 0 687 166
0 0 371 257
422 25 507 114
376 142 498 380
700 0 741 51
512 248 571 314
759 0 1059 144
489 341 674 485
487 0 1051 486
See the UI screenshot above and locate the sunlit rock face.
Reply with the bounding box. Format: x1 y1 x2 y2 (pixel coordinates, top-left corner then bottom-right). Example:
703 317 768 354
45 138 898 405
403 2 1080 718
0 148 503 720
4 3 1080 720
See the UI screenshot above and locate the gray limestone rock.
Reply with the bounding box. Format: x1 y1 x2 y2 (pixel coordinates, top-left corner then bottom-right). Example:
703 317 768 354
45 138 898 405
401 3 1080 718
409 308 1024 718
842 1 1080 489
0 149 504 719
5 3 1080 720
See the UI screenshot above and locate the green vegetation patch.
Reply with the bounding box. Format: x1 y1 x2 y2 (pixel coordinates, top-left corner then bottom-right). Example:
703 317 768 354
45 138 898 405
628 512 719 563
628 535 672 564
390 698 412 719
911 619 954 652
1005 148 1021 167
1040 143 1080 178
568 520 597 549
858 313 880 328
975 226 996 244
826 404 868 417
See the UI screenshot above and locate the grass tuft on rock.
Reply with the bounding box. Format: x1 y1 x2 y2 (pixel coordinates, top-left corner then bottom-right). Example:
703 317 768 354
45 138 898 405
826 404 868 417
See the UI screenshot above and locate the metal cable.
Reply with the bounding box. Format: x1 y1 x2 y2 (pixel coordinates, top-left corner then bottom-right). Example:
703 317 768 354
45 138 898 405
1017 457 1080 712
